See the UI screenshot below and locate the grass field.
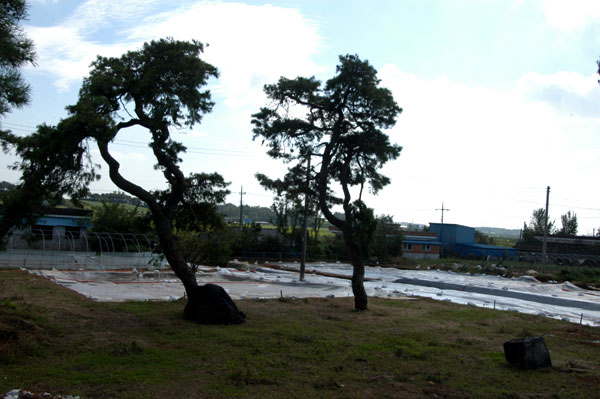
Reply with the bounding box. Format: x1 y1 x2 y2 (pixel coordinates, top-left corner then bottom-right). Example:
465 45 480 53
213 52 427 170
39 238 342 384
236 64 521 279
1 269 600 398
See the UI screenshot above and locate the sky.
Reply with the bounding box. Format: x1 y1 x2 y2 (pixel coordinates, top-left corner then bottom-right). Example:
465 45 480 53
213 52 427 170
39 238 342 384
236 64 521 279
2 0 600 234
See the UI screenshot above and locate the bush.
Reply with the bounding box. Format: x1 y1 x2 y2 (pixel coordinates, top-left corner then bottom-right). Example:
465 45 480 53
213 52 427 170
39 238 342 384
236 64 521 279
177 230 232 269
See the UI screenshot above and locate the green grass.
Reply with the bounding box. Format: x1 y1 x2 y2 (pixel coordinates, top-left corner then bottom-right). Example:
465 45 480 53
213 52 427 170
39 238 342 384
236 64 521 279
1 270 600 398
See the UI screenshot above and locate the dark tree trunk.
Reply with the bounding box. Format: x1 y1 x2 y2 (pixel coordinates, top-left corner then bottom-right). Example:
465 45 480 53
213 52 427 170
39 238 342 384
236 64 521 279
153 212 198 296
152 208 245 324
148 210 246 324
97 139 244 324
317 147 370 311
345 231 368 310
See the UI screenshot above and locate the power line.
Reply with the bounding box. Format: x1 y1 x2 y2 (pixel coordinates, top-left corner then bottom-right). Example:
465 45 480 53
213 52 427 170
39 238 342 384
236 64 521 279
108 140 256 158
115 139 256 154
550 203 600 211
1 121 260 157
244 192 272 198
508 197 600 212
1 121 37 131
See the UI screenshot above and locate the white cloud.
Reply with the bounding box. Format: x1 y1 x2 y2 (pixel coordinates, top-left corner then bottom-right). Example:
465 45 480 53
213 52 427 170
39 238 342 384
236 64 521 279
26 25 139 91
517 71 600 117
125 2 324 110
519 71 598 96
374 65 600 229
533 0 600 32
24 1 323 105
64 0 164 33
91 148 148 163
182 129 210 138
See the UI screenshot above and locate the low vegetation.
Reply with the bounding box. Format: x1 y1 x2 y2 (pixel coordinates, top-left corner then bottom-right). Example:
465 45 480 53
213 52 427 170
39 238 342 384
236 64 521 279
1 270 599 398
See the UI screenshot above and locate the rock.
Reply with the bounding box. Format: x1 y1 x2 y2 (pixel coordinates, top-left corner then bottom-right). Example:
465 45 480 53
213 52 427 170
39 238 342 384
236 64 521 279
2 390 81 399
3 389 20 399
516 275 540 283
227 260 250 271
525 269 539 276
184 284 246 325
503 336 552 369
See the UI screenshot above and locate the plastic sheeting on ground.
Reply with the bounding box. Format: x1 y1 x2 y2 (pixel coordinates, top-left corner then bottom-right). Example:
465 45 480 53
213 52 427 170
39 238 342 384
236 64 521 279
30 261 600 327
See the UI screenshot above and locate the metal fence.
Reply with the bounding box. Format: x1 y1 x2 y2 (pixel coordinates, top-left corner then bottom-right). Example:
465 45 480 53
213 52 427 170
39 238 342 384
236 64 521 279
0 231 166 270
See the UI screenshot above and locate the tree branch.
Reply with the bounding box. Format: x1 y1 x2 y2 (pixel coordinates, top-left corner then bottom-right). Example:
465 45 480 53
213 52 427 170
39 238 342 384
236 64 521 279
317 142 344 229
96 139 160 215
149 125 186 219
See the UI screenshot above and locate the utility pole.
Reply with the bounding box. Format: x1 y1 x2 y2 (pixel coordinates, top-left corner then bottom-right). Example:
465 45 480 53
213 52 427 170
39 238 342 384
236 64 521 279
436 202 450 224
300 156 311 281
436 202 450 256
238 186 246 229
542 186 550 272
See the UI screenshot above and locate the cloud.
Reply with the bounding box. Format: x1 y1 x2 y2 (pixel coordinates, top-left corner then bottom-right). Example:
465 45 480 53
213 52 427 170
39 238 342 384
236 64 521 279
26 25 136 92
374 64 600 228
125 2 323 110
91 148 148 163
183 129 210 138
517 72 600 118
532 0 600 32
63 0 165 34
24 1 323 105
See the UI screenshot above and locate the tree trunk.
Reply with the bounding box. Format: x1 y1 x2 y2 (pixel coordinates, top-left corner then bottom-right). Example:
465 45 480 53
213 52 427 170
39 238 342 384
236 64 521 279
345 234 368 310
153 212 198 296
96 131 244 324
154 211 245 324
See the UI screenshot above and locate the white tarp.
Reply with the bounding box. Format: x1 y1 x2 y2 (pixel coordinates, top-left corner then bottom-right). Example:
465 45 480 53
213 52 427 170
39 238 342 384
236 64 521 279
30 261 600 327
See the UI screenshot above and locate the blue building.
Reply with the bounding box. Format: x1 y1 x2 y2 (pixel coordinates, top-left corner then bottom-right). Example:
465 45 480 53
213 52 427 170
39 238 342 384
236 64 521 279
429 223 517 259
5 208 93 251
31 208 93 240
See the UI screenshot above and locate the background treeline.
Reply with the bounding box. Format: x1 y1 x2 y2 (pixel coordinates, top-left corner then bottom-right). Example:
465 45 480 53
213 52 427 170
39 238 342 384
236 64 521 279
78 190 402 265
2 184 403 265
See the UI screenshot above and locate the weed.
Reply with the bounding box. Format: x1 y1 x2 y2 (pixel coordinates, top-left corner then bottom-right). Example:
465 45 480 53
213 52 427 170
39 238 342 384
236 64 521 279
519 328 534 338
0 299 18 312
395 347 426 360
496 325 509 334
110 341 144 356
427 371 450 384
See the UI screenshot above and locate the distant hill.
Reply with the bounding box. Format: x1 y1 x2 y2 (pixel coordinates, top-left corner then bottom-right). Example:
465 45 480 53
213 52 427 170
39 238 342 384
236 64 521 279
475 226 521 239
400 222 427 231
218 203 276 224
82 191 278 224
85 191 146 207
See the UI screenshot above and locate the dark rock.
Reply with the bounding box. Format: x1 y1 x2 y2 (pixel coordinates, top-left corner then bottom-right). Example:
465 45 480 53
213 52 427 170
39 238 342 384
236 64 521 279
184 283 246 325
503 336 552 369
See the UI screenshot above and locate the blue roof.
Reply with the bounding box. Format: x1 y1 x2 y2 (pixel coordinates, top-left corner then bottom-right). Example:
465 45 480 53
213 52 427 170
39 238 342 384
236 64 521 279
35 216 92 228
